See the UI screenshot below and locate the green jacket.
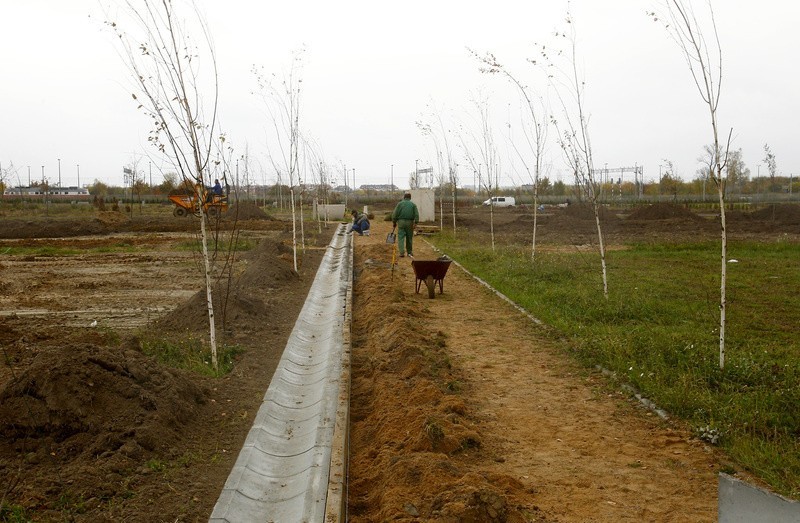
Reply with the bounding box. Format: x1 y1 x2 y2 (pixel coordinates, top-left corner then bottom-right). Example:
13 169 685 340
392 199 419 224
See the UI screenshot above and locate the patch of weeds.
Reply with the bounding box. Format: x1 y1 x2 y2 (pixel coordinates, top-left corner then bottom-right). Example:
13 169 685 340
55 492 86 516
431 354 452 377
16 245 83 256
459 435 481 451
138 335 244 377
146 458 166 473
445 380 462 393
175 236 254 253
425 418 445 447
664 457 687 470
175 451 199 468
627 460 644 468
95 243 137 253
720 464 737 475
97 325 121 345
0 502 30 523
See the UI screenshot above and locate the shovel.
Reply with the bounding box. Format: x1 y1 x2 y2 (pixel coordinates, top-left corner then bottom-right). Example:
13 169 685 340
390 226 397 279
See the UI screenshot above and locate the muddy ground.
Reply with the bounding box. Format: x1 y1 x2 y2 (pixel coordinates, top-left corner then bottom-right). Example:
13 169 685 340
0 206 334 521
1 202 799 521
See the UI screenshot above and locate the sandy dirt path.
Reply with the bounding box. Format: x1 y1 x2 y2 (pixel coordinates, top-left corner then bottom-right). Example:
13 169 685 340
348 220 721 522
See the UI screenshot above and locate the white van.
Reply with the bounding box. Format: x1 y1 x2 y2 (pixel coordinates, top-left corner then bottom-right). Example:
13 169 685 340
482 196 516 208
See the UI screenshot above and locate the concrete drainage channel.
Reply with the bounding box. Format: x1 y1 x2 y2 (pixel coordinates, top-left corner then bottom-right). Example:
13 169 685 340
210 224 352 523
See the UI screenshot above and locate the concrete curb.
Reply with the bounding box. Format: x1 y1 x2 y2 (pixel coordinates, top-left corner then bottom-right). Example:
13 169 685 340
209 225 352 523
324 227 353 522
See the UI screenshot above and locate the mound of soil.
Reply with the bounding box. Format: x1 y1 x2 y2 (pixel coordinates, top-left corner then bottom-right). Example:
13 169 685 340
0 343 207 502
750 204 800 223
155 236 298 335
225 202 272 221
560 202 618 221
628 202 703 221
95 210 131 227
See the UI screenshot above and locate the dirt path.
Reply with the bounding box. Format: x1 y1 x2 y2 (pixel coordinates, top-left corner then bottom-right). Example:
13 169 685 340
348 221 721 522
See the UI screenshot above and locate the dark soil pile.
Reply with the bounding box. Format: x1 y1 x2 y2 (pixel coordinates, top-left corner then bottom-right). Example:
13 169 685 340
0 344 207 507
627 202 703 221
750 204 800 223
225 202 273 221
0 212 195 239
154 236 297 335
560 202 619 222
95 210 132 227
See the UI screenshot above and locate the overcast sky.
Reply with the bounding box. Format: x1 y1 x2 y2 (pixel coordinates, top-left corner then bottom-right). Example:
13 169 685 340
1 0 797 190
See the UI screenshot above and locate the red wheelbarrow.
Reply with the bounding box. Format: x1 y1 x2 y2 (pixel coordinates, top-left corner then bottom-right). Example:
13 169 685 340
411 257 452 299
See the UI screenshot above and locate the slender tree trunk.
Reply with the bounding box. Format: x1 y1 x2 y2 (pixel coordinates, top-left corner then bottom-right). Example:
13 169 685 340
490 201 495 252
587 179 609 298
593 203 609 298
439 183 444 230
532 183 539 261
300 196 306 252
199 211 218 370
717 183 727 368
290 188 298 271
451 179 457 237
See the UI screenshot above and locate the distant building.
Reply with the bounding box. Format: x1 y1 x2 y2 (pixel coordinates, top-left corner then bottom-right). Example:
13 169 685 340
359 184 399 192
3 186 90 201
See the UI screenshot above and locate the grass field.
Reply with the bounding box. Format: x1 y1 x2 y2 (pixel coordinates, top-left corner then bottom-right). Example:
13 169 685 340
432 233 800 498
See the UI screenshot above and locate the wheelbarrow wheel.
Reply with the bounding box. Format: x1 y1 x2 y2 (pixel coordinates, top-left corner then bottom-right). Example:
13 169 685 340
425 275 436 299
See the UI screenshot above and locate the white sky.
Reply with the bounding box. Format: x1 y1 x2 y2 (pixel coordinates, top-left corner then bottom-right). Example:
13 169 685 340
1 0 797 189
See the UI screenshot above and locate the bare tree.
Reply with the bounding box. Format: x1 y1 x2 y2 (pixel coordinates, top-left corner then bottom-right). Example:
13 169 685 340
254 49 305 271
473 50 549 260
651 0 731 368
458 94 500 251
0 161 19 199
418 102 459 234
108 0 227 370
539 9 608 297
763 143 778 192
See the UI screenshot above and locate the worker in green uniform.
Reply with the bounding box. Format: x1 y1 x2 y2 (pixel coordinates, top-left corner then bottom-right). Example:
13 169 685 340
391 192 419 258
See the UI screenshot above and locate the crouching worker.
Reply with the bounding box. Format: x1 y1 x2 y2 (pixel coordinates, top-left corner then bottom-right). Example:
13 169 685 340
350 210 370 235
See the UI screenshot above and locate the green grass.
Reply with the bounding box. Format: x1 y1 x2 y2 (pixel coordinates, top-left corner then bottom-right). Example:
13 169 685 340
174 236 256 252
432 233 800 498
0 243 138 256
139 336 244 377
0 503 30 523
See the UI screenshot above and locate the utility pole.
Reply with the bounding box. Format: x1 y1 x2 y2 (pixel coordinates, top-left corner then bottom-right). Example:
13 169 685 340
415 159 419 189
27 166 31 186
77 164 80 187
57 158 61 188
